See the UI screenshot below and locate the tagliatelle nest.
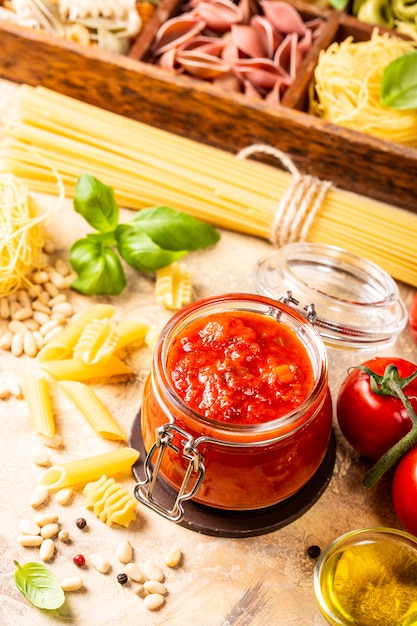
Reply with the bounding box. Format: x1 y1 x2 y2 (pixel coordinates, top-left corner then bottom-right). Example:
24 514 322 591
0 173 50 295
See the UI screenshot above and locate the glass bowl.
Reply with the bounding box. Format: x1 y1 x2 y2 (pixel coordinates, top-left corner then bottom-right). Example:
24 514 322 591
314 527 417 626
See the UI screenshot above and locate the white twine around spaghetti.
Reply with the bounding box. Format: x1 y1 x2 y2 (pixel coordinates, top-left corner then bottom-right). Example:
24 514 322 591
237 144 333 247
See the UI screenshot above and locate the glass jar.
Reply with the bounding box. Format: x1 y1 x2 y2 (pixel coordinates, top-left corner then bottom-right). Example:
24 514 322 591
314 527 417 626
138 293 332 520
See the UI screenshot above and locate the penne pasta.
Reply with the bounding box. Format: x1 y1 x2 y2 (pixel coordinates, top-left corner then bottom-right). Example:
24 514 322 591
36 304 116 362
59 381 127 442
23 371 56 437
113 320 150 352
40 447 140 489
38 355 134 382
155 262 193 310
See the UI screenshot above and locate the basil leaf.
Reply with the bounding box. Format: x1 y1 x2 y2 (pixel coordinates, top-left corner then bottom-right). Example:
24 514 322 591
14 561 65 610
128 206 220 251
115 224 186 272
74 174 119 232
70 238 126 295
328 0 349 10
380 51 417 110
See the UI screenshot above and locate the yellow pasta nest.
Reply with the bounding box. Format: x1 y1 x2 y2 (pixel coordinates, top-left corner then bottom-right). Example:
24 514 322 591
83 474 138 527
155 262 192 310
0 173 49 295
310 30 417 146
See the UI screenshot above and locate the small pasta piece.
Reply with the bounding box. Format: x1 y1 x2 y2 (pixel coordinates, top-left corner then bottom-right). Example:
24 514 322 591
36 304 116 362
155 262 192 310
38 355 134 382
83 475 138 527
145 325 164 352
41 448 139 490
73 318 119 365
23 372 56 437
59 381 127 442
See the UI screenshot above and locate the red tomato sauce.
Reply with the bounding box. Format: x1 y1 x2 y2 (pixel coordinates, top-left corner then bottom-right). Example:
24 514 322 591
167 311 315 424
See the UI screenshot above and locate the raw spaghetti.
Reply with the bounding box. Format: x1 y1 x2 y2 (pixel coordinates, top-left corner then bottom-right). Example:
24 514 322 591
310 30 417 146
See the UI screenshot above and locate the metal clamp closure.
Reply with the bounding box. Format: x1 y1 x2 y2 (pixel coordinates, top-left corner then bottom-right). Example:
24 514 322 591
134 423 205 523
279 290 317 323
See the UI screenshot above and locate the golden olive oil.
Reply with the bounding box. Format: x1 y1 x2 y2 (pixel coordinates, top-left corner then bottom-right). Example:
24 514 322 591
319 538 417 626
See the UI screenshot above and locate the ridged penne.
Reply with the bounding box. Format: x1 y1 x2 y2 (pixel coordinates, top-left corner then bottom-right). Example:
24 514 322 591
83 474 138 527
73 318 119 365
113 320 150 352
39 355 134 382
155 262 192 310
37 304 116 362
59 381 127 441
41 447 140 489
23 371 56 437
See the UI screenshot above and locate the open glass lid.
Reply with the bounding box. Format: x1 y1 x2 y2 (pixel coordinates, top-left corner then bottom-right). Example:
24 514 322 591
253 243 408 350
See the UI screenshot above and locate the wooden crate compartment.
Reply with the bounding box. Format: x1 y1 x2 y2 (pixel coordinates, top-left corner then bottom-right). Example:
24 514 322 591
0 4 416 215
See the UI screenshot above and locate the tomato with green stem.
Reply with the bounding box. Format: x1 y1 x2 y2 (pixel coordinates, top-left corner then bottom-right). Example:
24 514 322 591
392 445 417 536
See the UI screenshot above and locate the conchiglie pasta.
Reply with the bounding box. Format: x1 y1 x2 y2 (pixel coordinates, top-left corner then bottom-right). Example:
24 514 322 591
83 474 138 527
155 262 192 310
73 317 120 364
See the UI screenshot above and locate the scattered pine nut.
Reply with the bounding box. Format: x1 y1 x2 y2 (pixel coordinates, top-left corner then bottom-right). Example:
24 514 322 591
144 593 165 611
125 562 143 583
142 561 164 583
117 540 133 564
18 520 41 536
18 534 43 547
90 553 111 574
29 484 50 508
55 488 73 505
144 580 167 595
39 538 55 561
31 447 50 467
40 522 60 539
33 512 59 527
165 545 182 568
60 576 84 592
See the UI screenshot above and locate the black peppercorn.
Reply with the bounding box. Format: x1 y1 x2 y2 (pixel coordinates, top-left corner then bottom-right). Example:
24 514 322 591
75 517 87 529
117 573 129 585
307 544 321 559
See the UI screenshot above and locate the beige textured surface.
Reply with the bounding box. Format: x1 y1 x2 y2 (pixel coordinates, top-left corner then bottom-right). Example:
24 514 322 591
1 79 417 626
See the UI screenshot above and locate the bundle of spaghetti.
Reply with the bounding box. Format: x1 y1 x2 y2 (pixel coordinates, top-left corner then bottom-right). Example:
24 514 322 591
0 173 50 295
1 84 417 287
310 30 417 146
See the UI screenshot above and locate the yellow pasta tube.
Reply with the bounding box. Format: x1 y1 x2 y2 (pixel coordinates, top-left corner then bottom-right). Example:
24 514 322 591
23 371 55 437
59 381 127 442
40 447 139 489
113 320 150 352
39 355 134 382
36 304 116 361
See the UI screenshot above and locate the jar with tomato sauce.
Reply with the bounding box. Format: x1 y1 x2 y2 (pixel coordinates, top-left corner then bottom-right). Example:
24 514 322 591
138 293 332 519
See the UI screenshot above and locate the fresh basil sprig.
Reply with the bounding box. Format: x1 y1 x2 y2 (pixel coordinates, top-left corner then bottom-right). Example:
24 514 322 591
380 50 417 110
14 561 65 610
70 174 220 295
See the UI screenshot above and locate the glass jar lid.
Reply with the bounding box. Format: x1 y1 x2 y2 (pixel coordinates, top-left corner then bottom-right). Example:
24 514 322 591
253 243 407 350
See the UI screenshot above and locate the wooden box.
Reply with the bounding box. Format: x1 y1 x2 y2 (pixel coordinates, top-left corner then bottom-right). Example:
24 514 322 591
1 2 416 214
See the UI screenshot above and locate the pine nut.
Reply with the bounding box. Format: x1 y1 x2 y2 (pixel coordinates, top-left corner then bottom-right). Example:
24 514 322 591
17 290 32 308
9 301 21 318
31 447 50 467
32 331 44 350
0 298 10 319
23 331 38 357
55 488 73 505
165 546 182 568
7 292 17 302
43 325 64 344
33 311 50 326
32 271 49 284
12 307 33 321
18 520 41 536
27 284 42 299
55 259 69 276
41 522 60 539
39 433 63 448
52 302 74 317
60 576 84 591
11 333 24 357
48 294 67 307
48 271 66 289
43 281 60 297
18 534 43 547
8 320 27 334
43 239 55 254
30 484 50 508
40 319 61 337
144 593 165 611
33 513 59 527
0 331 12 351
125 562 143 583
24 319 40 331
50 313 67 324
144 580 167 595
90 553 110 574
40 538 55 561
116 540 133 564
142 561 164 582
32 300 51 314
133 584 146 597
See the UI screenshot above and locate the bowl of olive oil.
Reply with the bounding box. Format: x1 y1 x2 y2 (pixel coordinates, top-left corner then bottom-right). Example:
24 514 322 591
314 527 417 626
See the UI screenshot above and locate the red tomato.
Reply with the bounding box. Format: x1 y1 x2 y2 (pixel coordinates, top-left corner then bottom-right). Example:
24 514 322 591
392 446 417 536
336 357 417 461
409 294 417 346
